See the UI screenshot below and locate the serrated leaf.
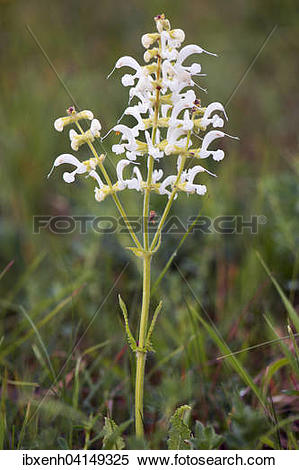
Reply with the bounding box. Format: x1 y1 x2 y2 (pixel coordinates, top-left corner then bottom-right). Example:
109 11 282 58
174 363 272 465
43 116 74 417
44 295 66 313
167 405 191 450
102 417 125 450
190 421 224 450
145 301 163 351
118 295 137 351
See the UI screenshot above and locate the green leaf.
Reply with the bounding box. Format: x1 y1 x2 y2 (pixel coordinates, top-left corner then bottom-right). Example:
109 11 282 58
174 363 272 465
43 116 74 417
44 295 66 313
262 357 289 396
102 417 125 450
226 400 271 450
190 305 266 408
190 421 224 450
118 295 137 352
167 405 191 450
57 436 69 449
282 389 299 397
257 252 299 332
145 301 163 352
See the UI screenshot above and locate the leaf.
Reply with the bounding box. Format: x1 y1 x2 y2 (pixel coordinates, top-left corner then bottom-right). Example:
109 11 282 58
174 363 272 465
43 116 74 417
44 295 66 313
262 357 289 396
167 405 191 450
145 301 163 352
57 436 69 449
225 400 271 450
264 314 299 378
190 421 224 450
118 295 137 351
257 252 299 332
102 417 125 450
282 389 299 397
190 305 266 408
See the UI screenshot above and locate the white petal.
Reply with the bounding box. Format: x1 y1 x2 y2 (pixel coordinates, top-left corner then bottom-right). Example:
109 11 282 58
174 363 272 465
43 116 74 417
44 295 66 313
90 119 101 138
177 44 217 65
200 130 225 156
54 118 63 132
159 175 176 196
171 29 185 42
115 56 141 71
69 129 77 140
53 153 85 169
189 63 202 75
116 159 132 182
152 169 163 183
112 144 125 155
63 171 76 183
195 184 207 195
121 74 135 86
113 124 136 146
212 150 225 161
141 34 153 49
80 110 94 120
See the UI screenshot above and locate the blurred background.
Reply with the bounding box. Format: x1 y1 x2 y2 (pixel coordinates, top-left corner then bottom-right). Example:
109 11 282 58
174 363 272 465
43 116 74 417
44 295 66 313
0 0 298 449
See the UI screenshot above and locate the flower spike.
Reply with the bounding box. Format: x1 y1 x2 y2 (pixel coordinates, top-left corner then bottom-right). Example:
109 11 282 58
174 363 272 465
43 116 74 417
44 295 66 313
50 14 237 204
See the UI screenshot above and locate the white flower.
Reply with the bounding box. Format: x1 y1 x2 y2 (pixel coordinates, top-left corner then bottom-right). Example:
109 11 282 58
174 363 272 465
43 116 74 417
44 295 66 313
89 170 105 188
48 154 87 183
200 102 228 130
145 131 163 160
69 119 101 151
152 169 163 182
116 159 143 191
165 127 191 155
124 104 146 136
176 44 217 66
112 124 140 160
199 130 238 161
54 109 93 132
159 175 177 197
141 33 160 49
52 15 237 204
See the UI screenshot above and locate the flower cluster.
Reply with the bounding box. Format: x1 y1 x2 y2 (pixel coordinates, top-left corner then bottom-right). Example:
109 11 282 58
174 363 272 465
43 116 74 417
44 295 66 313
50 14 237 203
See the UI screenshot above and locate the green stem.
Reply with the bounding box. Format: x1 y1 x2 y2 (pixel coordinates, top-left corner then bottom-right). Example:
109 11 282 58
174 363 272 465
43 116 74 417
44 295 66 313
135 39 162 438
150 124 193 251
150 154 186 251
76 122 143 251
135 253 151 438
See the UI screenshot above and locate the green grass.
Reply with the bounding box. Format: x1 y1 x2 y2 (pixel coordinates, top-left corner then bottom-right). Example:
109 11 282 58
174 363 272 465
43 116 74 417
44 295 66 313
0 0 298 450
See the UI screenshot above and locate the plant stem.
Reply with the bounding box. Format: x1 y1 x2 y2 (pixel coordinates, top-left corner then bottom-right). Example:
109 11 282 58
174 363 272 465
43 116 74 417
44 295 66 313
135 253 151 438
76 122 143 251
150 126 193 251
135 39 162 438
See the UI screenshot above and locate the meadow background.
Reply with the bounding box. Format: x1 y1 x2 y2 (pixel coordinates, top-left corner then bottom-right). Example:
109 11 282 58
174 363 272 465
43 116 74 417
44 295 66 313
0 0 298 449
